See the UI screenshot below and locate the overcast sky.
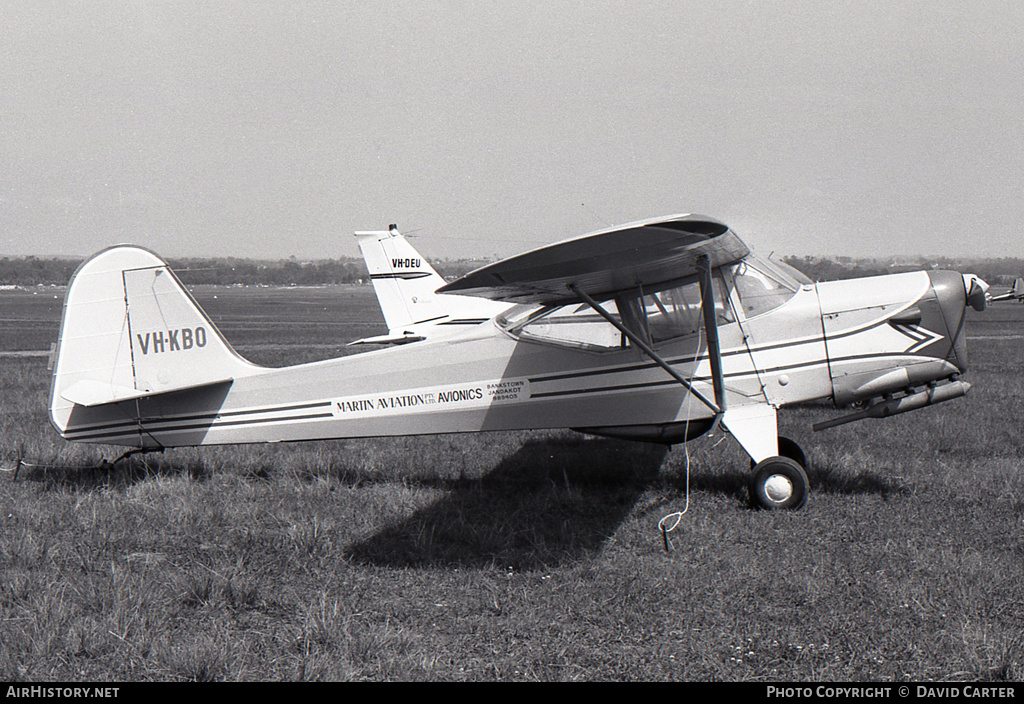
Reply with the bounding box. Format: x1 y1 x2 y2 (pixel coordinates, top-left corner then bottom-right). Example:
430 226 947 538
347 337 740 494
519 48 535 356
2 1 1022 262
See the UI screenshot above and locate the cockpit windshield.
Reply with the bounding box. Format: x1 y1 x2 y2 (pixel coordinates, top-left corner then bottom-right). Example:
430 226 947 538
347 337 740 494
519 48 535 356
765 256 813 285
730 255 799 319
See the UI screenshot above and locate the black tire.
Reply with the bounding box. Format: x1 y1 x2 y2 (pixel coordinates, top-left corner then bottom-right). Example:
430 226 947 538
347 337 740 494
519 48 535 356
777 436 808 471
749 456 809 510
750 436 809 471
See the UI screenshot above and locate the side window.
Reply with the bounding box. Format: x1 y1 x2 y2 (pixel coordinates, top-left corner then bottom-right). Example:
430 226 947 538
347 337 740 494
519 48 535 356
508 301 625 351
732 261 797 318
641 282 702 342
498 271 740 350
641 276 734 343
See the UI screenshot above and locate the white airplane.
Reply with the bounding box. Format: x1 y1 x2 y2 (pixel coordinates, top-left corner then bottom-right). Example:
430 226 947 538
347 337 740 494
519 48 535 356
350 224 510 345
989 277 1024 303
48 214 990 510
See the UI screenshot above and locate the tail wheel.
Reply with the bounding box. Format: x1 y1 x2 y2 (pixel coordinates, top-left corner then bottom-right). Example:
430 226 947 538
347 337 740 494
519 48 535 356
749 456 809 510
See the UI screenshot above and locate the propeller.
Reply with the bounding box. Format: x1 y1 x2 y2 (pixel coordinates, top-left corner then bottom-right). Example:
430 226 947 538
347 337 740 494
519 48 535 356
963 274 989 312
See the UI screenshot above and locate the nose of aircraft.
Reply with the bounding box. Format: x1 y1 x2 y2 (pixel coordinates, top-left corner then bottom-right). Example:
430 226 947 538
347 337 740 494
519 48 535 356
928 271 987 374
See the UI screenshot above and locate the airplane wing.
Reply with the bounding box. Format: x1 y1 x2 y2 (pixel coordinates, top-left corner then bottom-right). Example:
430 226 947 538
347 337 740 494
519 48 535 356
437 214 749 305
441 214 785 462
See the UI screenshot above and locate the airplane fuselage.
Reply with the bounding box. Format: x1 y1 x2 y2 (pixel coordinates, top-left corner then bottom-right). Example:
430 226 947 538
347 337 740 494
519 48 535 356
53 265 968 450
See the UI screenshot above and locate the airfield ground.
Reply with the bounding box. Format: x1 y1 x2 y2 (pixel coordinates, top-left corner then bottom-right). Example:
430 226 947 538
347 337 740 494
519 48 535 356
1 285 1022 681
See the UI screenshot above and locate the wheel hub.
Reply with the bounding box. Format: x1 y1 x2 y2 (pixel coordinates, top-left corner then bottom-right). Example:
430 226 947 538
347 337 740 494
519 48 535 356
764 474 794 503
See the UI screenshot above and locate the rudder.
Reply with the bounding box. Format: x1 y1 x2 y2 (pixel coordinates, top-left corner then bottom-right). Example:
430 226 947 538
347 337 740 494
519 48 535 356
50 245 258 432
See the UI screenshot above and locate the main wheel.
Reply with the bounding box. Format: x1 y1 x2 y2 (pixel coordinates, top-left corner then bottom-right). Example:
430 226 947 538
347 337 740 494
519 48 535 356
749 456 809 510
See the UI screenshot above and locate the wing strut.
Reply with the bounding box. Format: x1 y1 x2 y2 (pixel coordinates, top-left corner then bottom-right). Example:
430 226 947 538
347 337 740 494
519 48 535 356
567 282 722 416
570 261 782 462
696 255 727 411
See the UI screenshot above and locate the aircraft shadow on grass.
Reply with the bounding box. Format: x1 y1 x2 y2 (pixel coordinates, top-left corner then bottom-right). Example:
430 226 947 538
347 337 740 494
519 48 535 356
341 435 909 571
345 436 670 570
12 434 904 564
808 462 908 501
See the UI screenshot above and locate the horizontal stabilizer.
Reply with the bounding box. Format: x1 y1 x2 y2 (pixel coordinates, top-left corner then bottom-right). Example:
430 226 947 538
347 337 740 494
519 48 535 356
59 376 233 408
347 332 426 346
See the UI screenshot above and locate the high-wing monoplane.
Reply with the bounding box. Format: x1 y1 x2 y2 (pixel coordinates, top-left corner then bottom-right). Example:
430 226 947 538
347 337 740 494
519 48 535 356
48 214 990 509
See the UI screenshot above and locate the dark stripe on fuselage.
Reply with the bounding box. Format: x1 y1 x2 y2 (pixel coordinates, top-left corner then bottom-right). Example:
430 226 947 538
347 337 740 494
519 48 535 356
66 410 337 443
63 400 334 441
370 272 432 280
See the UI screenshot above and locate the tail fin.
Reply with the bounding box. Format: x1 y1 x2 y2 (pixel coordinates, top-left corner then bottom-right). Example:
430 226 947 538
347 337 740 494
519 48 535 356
50 246 258 431
355 224 450 330
353 225 510 345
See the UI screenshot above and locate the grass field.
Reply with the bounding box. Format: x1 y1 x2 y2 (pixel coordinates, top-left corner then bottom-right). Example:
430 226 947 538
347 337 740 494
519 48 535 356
1 285 1022 681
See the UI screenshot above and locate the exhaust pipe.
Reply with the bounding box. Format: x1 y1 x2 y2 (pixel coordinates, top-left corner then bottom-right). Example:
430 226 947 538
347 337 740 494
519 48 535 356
813 380 970 431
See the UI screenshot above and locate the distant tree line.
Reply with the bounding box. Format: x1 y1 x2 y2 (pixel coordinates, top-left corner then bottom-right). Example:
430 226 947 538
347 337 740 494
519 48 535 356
780 256 1024 286
0 257 80 286
169 258 369 286
0 255 492 287
1 254 1022 287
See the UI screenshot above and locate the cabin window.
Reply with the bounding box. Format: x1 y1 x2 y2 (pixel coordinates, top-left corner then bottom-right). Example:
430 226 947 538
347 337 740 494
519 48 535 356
731 259 798 318
498 271 738 350
639 275 734 343
500 301 626 351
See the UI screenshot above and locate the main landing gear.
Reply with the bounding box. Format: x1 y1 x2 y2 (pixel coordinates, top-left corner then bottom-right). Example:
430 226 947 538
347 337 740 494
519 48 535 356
748 436 811 510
